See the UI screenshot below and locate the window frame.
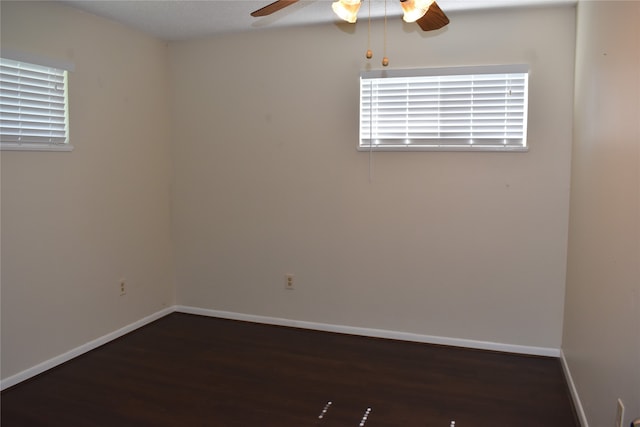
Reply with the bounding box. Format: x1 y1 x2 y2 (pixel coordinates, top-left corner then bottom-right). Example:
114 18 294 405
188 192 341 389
359 64 530 152
0 50 74 152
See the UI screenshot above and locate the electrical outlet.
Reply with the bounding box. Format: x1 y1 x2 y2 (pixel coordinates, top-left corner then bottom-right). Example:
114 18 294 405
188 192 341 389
616 398 624 427
120 279 126 296
285 274 294 290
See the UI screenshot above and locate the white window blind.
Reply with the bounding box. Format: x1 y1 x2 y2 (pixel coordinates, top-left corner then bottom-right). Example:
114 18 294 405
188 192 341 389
0 56 71 151
359 65 529 151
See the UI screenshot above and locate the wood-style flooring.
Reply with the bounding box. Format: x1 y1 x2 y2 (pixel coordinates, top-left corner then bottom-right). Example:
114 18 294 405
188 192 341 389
1 313 579 426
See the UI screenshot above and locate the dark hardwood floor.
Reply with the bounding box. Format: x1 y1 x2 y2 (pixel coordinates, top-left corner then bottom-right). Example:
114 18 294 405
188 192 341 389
1 313 579 426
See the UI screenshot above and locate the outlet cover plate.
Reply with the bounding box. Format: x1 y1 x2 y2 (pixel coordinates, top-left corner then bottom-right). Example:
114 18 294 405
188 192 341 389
285 274 294 290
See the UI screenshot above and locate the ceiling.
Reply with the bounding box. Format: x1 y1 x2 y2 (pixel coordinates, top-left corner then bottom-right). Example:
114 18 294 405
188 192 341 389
56 0 576 41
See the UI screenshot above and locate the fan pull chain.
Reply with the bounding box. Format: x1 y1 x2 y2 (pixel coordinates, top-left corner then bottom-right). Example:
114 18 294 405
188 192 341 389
382 0 389 66
365 0 372 59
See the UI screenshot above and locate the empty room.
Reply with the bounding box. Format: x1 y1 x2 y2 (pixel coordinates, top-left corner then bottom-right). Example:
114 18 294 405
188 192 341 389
0 0 638 426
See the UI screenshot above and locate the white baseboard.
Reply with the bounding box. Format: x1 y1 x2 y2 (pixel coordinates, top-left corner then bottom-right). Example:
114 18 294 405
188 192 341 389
0 307 173 391
560 349 589 427
1 305 562 391
175 305 561 357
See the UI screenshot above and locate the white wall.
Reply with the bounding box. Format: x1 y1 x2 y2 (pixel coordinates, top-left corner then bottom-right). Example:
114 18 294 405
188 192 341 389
563 1 640 426
169 5 576 350
0 0 584 390
0 1 174 380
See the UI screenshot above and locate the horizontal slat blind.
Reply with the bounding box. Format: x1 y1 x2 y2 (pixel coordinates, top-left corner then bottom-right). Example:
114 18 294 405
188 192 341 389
0 57 69 146
360 65 528 151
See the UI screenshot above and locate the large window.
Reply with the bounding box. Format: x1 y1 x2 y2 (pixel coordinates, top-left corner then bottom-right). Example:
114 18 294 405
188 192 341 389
359 64 529 151
0 53 72 151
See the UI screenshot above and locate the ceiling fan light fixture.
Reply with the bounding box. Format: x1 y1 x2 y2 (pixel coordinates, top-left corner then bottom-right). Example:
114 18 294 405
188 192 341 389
332 0 362 23
400 0 434 23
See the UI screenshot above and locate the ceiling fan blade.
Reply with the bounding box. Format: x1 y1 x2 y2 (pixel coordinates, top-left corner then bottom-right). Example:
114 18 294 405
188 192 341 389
416 1 449 31
250 0 299 17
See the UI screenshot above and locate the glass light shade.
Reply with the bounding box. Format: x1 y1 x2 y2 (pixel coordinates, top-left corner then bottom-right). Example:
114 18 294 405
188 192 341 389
401 0 435 23
331 0 361 23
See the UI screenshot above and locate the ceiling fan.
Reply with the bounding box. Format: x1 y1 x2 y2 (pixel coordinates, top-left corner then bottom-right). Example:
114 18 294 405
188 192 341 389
250 0 450 32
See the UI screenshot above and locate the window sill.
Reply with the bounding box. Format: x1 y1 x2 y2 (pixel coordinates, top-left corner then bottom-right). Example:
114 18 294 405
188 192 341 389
357 145 529 152
1 143 74 152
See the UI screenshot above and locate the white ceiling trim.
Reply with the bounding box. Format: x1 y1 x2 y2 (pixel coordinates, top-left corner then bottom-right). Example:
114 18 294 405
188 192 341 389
57 0 577 41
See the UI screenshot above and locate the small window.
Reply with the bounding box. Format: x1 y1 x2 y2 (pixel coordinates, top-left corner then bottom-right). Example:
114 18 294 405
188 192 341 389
0 55 72 151
359 64 529 151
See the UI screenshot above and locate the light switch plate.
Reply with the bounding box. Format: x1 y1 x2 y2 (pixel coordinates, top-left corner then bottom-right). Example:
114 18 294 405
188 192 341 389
616 399 624 427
